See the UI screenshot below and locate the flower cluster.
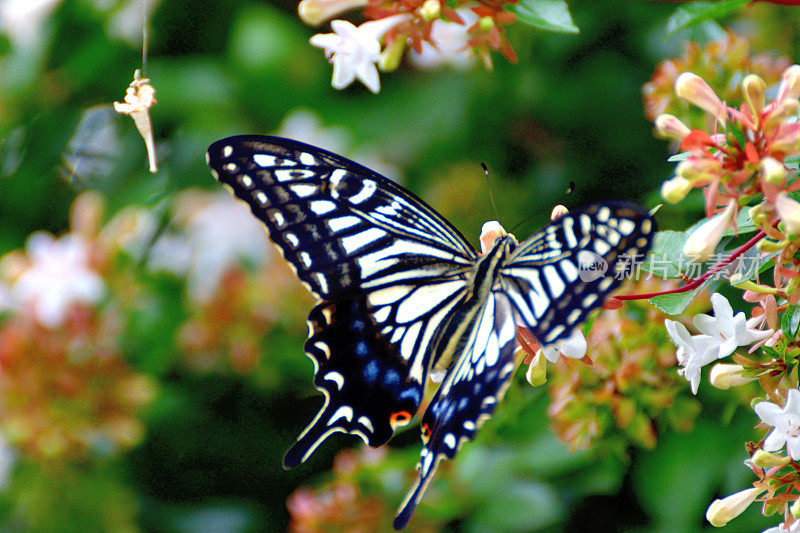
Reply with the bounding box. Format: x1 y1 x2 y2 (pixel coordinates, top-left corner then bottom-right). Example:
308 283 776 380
642 32 790 127
644 51 800 532
545 278 703 451
301 0 529 92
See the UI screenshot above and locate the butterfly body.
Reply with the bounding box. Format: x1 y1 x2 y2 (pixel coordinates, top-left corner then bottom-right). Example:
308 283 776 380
206 135 655 529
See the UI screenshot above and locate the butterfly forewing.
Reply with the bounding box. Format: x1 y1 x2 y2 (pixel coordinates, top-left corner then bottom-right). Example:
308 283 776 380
502 203 654 345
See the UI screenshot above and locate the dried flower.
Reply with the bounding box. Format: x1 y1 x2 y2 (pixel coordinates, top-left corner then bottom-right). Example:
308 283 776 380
113 70 157 172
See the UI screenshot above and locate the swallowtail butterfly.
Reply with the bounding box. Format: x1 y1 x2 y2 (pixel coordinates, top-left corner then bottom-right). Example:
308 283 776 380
206 136 654 529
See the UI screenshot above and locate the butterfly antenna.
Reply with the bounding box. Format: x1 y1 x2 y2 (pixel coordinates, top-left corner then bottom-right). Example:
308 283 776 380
509 181 577 235
482 162 501 221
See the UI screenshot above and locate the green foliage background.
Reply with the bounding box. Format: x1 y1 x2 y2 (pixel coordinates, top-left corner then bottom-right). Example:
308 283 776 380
1 0 799 531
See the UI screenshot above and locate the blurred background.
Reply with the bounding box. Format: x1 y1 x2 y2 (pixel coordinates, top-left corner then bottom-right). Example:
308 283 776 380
0 0 798 531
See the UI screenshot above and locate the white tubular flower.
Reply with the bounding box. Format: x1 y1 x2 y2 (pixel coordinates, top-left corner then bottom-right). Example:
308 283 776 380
776 192 800 235
654 114 691 140
525 348 547 387
762 521 800 533
675 72 727 122
706 487 763 527
755 389 800 460
709 363 755 390
693 293 774 359
409 8 478 70
682 200 736 262
310 15 411 93
541 329 587 363
761 157 788 186
11 233 104 328
743 74 767 120
298 0 367 26
665 319 717 394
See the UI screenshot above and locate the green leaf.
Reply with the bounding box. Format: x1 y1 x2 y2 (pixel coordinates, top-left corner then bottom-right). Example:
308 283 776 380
649 276 715 315
665 0 750 34
507 0 579 33
639 230 689 279
783 305 800 339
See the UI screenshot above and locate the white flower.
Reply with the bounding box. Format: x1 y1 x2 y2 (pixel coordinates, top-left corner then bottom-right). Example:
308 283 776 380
0 0 63 46
755 389 800 460
11 233 104 327
665 319 717 394
763 520 800 533
693 293 774 358
298 0 367 26
277 109 350 154
409 9 478 70
310 15 410 93
541 329 587 363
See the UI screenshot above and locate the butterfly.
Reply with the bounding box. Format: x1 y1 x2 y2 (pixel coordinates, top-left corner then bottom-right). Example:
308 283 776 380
206 135 654 529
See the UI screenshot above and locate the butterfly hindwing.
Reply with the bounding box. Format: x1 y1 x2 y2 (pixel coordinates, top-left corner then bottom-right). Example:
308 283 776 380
394 293 518 529
502 202 654 345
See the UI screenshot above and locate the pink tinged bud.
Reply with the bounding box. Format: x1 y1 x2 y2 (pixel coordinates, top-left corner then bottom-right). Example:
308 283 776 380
776 64 800 104
751 449 792 468
655 114 691 140
419 0 440 21
709 363 755 389
683 200 736 262
479 221 506 254
660 176 692 204
743 74 767 122
775 192 800 235
705 487 764 527
761 157 788 186
298 0 368 26
525 349 547 387
676 157 722 180
675 72 727 122
550 204 569 220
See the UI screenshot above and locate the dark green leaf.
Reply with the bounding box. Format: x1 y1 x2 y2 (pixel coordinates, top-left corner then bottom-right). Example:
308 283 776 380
782 305 800 339
507 0 579 33
665 0 750 34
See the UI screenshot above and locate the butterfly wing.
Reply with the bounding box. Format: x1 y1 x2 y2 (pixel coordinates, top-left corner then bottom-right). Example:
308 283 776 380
394 293 518 529
502 202 654 345
207 135 477 465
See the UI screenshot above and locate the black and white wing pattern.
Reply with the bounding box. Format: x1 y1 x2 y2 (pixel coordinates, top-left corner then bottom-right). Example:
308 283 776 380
207 135 655 530
206 136 476 467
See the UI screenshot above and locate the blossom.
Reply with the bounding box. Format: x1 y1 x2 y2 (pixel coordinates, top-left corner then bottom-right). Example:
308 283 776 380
706 487 764 527
541 329 587 363
409 9 478 70
654 113 691 140
660 176 692 203
763 521 800 533
775 192 800 235
755 389 800 460
310 15 410 93
675 72 727 122
10 232 104 328
682 200 736 262
298 0 367 26
665 319 717 394
709 363 755 390
693 293 774 358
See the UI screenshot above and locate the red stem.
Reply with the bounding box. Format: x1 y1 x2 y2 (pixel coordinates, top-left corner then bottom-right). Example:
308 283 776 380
615 229 768 301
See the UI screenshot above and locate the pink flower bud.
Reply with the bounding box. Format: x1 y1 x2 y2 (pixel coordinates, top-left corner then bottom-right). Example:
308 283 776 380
743 74 766 121
660 176 692 203
675 157 722 180
776 64 800 104
706 487 763 527
479 220 505 254
770 122 800 154
298 0 368 26
775 192 800 235
709 363 755 389
683 200 736 262
675 72 727 122
655 114 691 140
550 204 569 220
